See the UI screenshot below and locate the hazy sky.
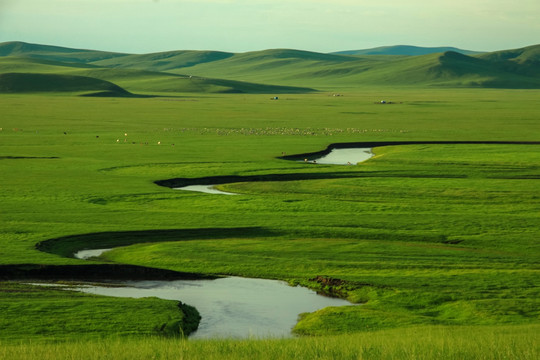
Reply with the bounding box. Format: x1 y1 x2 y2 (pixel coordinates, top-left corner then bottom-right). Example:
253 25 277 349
0 0 538 54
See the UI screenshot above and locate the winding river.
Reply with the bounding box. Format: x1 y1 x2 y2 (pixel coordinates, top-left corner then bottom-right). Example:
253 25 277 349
42 142 540 338
71 249 353 338
71 248 353 338
72 277 352 339
74 249 352 338
174 147 373 195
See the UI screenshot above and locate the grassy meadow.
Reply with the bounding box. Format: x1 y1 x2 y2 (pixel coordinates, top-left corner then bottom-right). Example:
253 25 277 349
1 325 538 360
1 86 539 358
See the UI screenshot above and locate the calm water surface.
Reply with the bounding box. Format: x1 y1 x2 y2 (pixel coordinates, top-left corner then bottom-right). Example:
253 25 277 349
310 147 373 165
74 248 112 259
74 277 352 339
174 185 237 195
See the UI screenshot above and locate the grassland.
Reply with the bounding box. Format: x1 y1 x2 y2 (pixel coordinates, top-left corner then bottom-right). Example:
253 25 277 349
2 325 538 360
0 282 199 341
0 45 539 358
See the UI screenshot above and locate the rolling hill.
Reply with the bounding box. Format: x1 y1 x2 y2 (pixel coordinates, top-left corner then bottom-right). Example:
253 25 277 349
92 50 235 73
0 41 539 92
155 46 540 89
0 55 314 95
0 41 127 63
0 72 131 95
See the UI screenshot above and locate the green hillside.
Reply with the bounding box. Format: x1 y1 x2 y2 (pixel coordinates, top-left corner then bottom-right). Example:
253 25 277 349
1 41 539 91
477 44 540 77
0 56 313 94
348 51 540 88
0 41 127 63
161 49 383 87
164 47 540 88
92 50 235 72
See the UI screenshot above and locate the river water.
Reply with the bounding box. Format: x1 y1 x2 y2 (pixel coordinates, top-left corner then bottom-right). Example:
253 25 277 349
74 248 112 259
173 148 374 195
308 147 373 165
173 185 237 195
69 147 363 338
73 276 352 339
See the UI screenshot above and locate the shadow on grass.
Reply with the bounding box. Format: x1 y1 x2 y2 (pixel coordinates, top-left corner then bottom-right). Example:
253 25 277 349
155 171 469 188
10 227 279 280
0 263 214 281
156 141 540 188
36 227 279 258
279 140 540 162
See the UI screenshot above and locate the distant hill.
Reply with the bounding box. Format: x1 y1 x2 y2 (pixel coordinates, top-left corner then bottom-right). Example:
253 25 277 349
477 44 540 77
0 56 314 95
0 41 127 63
157 46 540 89
333 45 483 56
0 41 539 91
92 50 235 72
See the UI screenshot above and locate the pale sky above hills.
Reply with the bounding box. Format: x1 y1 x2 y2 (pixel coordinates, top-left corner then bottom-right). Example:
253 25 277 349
0 0 538 54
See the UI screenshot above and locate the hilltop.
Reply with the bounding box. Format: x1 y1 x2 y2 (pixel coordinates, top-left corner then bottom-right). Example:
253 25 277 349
0 41 127 63
0 41 539 93
332 45 482 56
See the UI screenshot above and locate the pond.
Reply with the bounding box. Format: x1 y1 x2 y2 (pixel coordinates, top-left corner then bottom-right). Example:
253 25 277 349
73 276 353 339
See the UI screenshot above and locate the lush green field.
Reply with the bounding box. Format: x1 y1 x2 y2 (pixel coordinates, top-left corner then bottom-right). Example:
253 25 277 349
1 88 539 357
0 282 199 341
1 325 538 360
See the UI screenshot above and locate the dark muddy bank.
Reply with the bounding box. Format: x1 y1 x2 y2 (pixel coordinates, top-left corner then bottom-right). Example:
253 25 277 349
23 227 276 281
0 264 215 281
37 227 276 258
279 140 540 162
155 171 368 188
156 141 540 189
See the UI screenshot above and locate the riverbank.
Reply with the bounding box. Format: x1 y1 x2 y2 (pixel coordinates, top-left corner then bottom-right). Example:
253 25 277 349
0 281 200 340
0 264 214 281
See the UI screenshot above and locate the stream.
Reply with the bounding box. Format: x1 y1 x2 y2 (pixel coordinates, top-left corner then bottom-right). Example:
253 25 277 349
173 147 373 195
72 277 352 339
65 147 370 338
72 249 353 338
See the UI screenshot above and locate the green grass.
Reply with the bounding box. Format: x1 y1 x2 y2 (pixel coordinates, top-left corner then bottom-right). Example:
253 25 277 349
0 88 539 356
0 282 198 341
1 325 538 359
94 143 539 333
